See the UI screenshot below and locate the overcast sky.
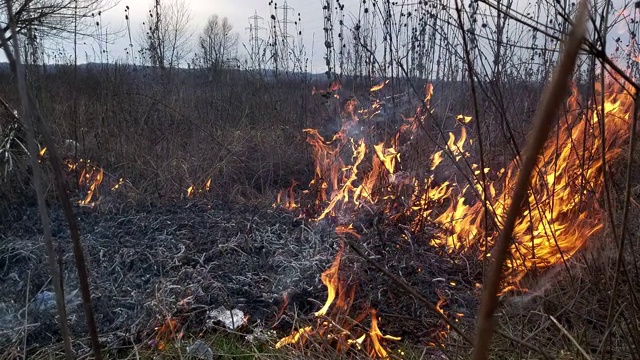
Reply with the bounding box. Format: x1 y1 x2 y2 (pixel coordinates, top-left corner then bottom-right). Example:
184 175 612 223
69 0 333 70
22 0 640 73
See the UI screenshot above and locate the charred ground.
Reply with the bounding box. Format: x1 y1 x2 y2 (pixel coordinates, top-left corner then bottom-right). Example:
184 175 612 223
0 198 481 358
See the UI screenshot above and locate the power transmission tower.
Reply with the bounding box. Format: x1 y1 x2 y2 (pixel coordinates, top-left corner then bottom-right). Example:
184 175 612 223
278 0 294 72
247 11 265 69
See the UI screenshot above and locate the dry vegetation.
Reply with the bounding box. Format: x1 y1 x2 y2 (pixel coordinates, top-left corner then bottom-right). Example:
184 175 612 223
1 0 640 359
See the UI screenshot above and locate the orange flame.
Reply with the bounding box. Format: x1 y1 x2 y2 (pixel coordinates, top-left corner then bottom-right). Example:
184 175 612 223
275 180 298 210
186 178 212 198
63 157 121 206
421 78 633 287
366 309 401 358
456 114 472 124
275 326 312 348
370 80 389 92
315 245 344 317
274 75 634 358
153 316 181 350
78 162 104 206
277 231 398 356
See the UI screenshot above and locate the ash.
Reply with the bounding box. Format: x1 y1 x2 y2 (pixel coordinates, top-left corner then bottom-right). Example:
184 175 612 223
0 199 480 354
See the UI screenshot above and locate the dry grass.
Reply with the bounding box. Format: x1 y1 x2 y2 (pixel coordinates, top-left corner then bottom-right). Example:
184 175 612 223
1 64 639 360
0 66 318 207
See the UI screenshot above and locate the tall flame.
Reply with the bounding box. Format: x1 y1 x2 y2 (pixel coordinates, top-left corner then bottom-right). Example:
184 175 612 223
274 75 633 356
277 76 633 289
315 245 343 317
422 78 632 286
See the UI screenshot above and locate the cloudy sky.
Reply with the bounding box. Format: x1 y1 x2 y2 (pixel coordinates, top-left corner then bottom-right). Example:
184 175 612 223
71 0 333 70
22 0 638 73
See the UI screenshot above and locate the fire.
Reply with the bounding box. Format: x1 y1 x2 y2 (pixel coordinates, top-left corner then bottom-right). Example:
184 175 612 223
111 177 125 191
434 290 450 344
275 73 633 354
78 163 104 206
422 78 633 286
276 236 400 357
370 80 389 92
314 244 343 317
279 76 633 288
186 178 212 198
456 115 473 124
61 157 124 206
366 309 401 358
274 180 298 210
275 326 312 348
152 316 182 350
280 79 416 222
66 158 105 206
33 146 114 205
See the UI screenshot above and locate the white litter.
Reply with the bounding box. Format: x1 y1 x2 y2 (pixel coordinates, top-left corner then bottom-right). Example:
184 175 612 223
206 306 246 330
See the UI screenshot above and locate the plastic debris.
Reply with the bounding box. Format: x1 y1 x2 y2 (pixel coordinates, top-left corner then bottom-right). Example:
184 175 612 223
206 306 246 330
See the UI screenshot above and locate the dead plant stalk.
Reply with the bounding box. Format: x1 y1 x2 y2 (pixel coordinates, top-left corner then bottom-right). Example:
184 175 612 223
470 2 588 359
0 1 103 359
0 3 74 359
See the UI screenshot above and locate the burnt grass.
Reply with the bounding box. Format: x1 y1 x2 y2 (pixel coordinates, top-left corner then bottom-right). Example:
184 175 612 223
2 69 626 359
0 196 481 357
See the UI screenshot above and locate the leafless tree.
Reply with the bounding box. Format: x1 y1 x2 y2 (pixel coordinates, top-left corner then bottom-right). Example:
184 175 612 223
142 0 192 69
0 0 115 40
196 14 238 70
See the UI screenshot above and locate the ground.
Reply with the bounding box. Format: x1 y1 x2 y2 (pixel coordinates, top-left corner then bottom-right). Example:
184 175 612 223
0 198 480 358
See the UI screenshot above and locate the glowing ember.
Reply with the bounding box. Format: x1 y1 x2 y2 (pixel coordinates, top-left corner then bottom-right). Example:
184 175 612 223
111 177 125 191
153 316 181 350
